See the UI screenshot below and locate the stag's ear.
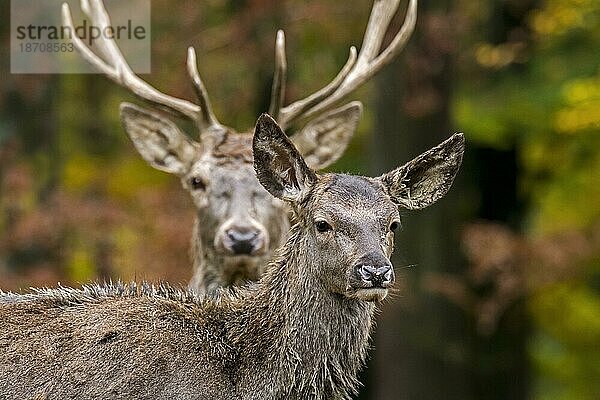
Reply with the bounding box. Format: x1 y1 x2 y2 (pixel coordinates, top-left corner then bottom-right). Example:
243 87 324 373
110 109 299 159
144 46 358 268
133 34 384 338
291 102 362 170
120 103 197 176
253 113 317 202
380 133 465 210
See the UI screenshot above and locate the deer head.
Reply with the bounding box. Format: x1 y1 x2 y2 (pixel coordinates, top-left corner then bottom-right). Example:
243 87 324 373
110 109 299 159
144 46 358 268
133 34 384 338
254 113 464 302
62 0 418 293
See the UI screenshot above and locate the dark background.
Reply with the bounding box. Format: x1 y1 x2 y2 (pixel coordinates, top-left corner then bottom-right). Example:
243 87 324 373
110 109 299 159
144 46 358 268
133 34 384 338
1 1 600 399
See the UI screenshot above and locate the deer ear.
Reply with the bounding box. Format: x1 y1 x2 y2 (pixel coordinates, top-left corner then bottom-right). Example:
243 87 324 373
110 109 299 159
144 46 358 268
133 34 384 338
380 133 465 210
291 102 362 170
253 113 317 202
120 103 197 177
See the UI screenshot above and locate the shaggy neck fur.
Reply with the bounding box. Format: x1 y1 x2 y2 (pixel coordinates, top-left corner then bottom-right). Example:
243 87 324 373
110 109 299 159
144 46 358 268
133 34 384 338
0 228 376 400
231 224 375 399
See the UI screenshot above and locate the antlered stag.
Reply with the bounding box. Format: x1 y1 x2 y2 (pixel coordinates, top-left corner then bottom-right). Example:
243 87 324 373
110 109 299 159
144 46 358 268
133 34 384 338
0 114 464 399
62 0 418 293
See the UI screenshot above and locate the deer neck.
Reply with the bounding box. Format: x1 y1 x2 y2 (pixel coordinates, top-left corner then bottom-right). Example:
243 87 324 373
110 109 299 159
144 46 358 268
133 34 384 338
241 224 376 399
189 219 213 293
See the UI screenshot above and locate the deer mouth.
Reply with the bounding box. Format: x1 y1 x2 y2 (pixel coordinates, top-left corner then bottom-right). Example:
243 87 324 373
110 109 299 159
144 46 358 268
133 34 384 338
220 247 268 258
221 254 263 263
352 288 389 302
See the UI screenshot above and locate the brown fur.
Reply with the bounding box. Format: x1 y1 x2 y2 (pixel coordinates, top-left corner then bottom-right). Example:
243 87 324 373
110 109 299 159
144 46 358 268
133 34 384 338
211 132 254 163
120 103 358 295
0 114 464 399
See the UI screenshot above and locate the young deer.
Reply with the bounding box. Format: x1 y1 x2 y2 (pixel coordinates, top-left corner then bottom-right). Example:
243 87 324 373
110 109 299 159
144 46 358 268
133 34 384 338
0 114 464 399
61 0 418 293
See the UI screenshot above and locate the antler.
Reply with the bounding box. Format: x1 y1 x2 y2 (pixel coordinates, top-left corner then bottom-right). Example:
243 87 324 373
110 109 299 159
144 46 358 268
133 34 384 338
61 0 223 134
272 0 418 130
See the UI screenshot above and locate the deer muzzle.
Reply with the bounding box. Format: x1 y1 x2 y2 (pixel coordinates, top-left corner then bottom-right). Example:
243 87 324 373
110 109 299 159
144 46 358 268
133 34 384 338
356 265 394 288
353 251 395 289
217 222 268 256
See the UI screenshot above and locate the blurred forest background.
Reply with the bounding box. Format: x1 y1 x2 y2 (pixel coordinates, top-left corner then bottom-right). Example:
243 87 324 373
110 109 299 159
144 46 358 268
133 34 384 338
1 0 600 399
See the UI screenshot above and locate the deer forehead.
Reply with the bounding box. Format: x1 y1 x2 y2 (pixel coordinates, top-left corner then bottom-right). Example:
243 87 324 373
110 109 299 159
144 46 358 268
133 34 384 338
190 154 255 181
188 131 255 174
310 174 398 223
211 131 254 163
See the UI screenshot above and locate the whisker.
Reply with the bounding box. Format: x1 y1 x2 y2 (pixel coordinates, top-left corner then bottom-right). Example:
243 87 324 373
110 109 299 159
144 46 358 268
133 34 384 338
383 287 405 302
394 264 417 271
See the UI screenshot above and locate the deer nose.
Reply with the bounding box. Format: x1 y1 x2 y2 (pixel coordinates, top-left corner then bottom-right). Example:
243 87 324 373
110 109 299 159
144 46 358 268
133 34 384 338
356 264 394 288
225 227 263 255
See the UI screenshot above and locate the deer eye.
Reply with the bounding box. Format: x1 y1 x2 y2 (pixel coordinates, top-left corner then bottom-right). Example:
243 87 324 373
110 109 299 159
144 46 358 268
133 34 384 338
190 177 206 191
315 220 333 233
389 220 401 232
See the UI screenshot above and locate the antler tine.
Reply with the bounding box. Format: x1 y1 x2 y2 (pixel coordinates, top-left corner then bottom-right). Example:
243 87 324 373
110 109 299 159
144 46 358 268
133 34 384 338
354 0 418 86
278 46 357 130
84 0 130 76
268 30 287 121
278 0 417 129
62 0 222 132
354 0 402 69
187 47 222 132
62 4 116 79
